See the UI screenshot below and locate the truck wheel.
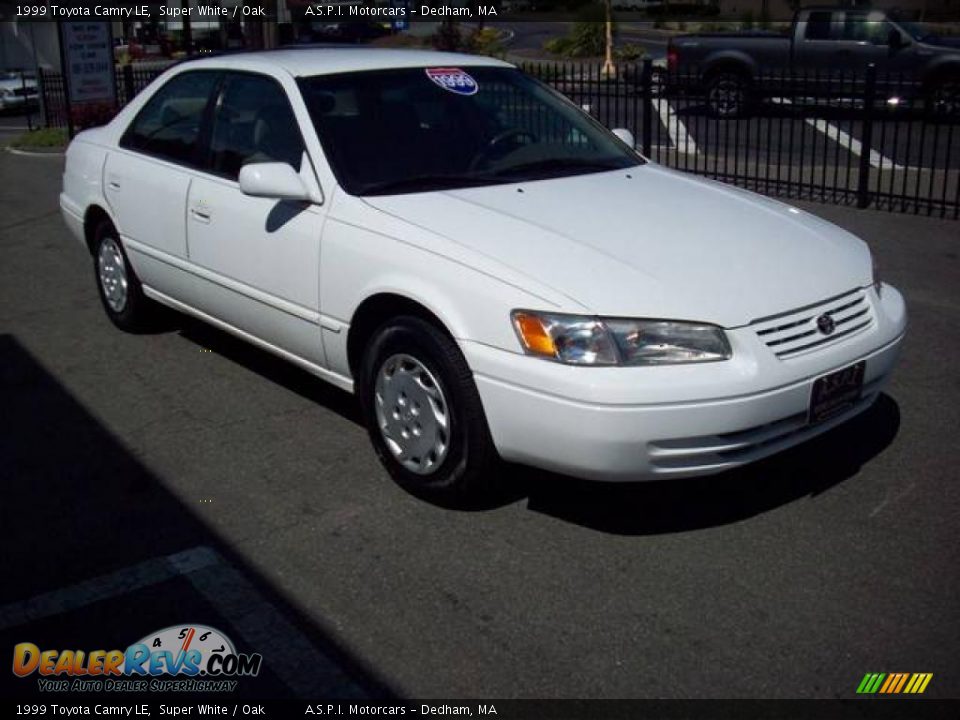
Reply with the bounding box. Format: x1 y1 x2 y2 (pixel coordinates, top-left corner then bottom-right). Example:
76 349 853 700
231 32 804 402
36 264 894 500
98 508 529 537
358 316 501 507
706 72 749 118
92 219 155 332
927 77 960 118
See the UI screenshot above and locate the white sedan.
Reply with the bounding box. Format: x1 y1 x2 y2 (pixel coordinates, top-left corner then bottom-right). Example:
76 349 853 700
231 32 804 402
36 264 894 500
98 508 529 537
60 49 907 504
0 73 38 112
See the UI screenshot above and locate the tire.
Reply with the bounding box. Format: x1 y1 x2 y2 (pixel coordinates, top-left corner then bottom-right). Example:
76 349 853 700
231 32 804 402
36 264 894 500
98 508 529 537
706 71 750 118
92 219 155 332
358 316 501 507
925 76 960 119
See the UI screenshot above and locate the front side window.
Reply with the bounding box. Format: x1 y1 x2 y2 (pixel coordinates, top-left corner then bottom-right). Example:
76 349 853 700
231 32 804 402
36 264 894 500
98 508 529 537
208 73 305 180
842 12 894 45
298 66 641 196
120 71 220 166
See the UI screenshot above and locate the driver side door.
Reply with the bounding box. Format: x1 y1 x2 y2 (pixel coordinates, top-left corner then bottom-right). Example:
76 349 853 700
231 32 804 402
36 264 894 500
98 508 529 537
183 71 328 367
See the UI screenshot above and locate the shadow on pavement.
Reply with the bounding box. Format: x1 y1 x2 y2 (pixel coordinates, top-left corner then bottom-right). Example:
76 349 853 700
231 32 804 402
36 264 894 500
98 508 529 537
170 313 901 530
176 315 362 426
521 393 901 535
0 334 390 699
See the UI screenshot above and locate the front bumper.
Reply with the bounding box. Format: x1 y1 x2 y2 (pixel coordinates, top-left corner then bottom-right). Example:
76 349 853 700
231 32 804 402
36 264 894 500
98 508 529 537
464 285 906 481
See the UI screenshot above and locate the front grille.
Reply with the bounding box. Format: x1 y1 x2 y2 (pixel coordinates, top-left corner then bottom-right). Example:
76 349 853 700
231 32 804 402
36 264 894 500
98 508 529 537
752 289 874 359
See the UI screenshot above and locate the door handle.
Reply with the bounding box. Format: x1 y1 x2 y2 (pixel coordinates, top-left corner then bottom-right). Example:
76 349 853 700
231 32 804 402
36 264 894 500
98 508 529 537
190 207 211 224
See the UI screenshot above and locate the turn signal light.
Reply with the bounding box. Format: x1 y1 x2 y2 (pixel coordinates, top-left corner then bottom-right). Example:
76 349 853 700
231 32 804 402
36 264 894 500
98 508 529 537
513 312 557 358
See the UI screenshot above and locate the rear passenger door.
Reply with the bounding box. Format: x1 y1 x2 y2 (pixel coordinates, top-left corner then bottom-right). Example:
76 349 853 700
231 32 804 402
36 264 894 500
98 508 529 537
183 71 328 366
106 70 220 287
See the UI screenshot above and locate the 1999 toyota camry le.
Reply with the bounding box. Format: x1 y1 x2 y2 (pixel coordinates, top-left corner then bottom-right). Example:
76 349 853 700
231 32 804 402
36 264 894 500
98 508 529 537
60 48 907 504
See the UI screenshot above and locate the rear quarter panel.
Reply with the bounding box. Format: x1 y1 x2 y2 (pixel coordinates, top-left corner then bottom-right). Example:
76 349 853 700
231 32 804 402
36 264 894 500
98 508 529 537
61 133 112 247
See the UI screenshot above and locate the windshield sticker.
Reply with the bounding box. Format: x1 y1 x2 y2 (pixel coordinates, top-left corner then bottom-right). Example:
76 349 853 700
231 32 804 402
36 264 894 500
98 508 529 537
425 67 478 96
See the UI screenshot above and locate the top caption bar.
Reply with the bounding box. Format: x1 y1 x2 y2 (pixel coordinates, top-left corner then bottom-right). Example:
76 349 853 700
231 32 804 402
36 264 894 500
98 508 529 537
4 0 960 23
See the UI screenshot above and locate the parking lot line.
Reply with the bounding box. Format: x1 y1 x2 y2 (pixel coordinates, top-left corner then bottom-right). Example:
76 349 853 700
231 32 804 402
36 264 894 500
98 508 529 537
771 98 901 170
0 546 366 697
653 99 700 156
0 548 214 632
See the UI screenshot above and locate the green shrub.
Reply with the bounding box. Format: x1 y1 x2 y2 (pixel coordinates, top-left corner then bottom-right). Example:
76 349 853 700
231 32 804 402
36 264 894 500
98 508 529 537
467 27 505 57
10 128 68 149
615 43 647 61
543 3 616 58
430 20 463 52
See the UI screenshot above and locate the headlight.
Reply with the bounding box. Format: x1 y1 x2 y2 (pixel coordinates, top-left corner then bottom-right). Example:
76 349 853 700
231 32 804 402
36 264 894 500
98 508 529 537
512 311 731 366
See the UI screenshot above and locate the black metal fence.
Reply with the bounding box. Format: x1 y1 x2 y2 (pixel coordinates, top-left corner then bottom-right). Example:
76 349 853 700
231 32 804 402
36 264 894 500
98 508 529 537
37 59 959 219
38 63 170 134
523 60 960 219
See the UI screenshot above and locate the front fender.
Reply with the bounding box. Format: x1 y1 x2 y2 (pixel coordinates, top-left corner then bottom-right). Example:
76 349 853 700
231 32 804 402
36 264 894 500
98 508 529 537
318 217 550 379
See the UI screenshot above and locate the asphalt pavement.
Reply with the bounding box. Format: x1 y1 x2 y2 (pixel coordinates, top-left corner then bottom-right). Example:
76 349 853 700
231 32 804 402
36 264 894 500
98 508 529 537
0 148 958 699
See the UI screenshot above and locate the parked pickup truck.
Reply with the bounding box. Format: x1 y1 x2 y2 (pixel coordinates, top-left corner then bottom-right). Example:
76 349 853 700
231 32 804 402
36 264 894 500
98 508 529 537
667 7 960 116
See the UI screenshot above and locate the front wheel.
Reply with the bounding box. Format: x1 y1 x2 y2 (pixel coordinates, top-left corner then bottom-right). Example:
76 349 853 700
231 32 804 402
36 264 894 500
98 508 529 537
358 316 501 506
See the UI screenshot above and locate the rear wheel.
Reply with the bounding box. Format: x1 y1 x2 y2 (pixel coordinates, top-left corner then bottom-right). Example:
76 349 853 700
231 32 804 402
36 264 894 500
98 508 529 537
358 316 501 507
92 219 155 331
706 71 750 118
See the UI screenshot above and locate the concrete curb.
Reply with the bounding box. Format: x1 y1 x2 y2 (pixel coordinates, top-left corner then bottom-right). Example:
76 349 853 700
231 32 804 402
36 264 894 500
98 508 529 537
5 145 65 158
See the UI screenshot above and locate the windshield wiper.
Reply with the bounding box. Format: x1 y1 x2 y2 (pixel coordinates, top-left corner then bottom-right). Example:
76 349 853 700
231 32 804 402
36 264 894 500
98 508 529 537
357 174 505 196
492 158 630 180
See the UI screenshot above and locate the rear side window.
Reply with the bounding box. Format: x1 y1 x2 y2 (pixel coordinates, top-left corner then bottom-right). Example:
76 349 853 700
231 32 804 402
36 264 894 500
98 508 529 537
805 12 834 40
120 71 220 166
208 73 305 180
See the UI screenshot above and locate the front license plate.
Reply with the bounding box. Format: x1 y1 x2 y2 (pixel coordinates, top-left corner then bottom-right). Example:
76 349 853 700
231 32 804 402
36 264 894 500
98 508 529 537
808 361 865 425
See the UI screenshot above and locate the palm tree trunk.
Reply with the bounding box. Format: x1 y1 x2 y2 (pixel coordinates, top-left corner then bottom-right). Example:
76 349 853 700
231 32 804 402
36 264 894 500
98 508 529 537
602 0 616 77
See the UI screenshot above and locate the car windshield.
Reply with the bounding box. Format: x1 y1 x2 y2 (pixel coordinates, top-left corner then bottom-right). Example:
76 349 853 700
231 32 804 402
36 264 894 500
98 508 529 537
298 66 642 196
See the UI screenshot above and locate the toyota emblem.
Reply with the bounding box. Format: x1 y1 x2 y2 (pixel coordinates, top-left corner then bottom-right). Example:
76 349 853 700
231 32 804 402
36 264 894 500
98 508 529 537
817 314 836 335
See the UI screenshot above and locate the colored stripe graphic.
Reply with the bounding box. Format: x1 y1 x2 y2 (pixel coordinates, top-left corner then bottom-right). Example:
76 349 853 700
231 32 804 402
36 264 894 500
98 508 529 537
892 673 909 693
914 673 933 694
857 673 932 694
879 674 896 693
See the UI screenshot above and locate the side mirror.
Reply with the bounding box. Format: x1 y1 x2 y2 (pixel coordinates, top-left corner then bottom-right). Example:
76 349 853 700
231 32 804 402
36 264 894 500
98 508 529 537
239 162 310 201
611 127 636 149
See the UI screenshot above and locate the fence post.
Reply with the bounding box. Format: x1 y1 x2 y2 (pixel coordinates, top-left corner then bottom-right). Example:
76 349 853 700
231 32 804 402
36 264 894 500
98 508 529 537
641 57 652 157
123 65 135 106
857 63 877 209
38 67 50 129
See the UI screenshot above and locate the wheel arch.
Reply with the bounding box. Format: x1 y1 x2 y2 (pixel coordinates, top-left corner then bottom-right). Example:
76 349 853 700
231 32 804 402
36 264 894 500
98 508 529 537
346 292 461 381
701 54 756 84
82 204 117 256
921 59 960 87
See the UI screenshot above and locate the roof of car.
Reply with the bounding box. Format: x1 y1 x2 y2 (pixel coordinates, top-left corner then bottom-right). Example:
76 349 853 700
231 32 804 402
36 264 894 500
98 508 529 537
177 47 514 77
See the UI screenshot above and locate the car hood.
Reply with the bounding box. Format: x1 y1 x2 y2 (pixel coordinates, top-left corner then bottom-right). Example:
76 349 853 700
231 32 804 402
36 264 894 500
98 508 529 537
362 164 872 328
